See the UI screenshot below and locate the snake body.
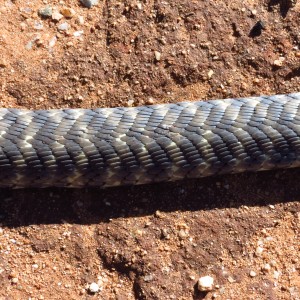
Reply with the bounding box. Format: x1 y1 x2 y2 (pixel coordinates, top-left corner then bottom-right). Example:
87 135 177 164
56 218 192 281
1 93 300 188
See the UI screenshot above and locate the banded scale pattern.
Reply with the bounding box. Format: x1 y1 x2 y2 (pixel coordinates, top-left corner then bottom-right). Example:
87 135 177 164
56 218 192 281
1 93 300 188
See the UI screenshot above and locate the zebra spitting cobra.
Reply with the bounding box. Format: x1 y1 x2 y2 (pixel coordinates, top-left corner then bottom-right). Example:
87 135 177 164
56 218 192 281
1 93 300 188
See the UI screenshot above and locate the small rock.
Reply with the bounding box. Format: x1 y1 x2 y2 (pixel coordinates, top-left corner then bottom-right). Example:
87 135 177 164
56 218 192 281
207 69 214 79
249 270 256 277
273 270 280 279
198 276 214 292
144 274 154 282
154 51 161 61
52 11 63 21
146 97 154 105
127 99 134 107
20 22 27 31
38 6 52 18
249 20 265 37
11 277 18 284
74 30 84 37
49 36 57 48
88 282 99 293
251 9 257 16
77 15 85 24
80 0 98 8
262 263 271 273
33 21 43 30
255 246 264 256
273 57 285 67
0 60 7 68
227 276 235 283
136 2 142 10
58 22 70 31
61 7 75 18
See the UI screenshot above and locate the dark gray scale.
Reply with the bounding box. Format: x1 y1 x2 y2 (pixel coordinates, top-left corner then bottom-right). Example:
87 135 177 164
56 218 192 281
2 93 300 187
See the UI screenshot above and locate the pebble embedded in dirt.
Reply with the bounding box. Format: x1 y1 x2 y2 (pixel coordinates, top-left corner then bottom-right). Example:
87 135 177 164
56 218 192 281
60 8 76 18
58 22 70 31
38 6 52 18
198 276 214 291
249 270 257 277
88 282 100 293
80 0 98 8
154 51 161 61
52 11 63 21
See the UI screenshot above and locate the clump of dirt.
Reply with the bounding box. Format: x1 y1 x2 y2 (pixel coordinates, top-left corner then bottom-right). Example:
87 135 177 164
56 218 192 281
0 0 300 299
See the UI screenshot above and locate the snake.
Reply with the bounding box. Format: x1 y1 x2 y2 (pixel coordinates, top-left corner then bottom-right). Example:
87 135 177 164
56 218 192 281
1 92 300 188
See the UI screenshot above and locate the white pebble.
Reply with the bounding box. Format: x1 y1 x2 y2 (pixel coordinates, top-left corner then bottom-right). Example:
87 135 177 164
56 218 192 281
74 30 84 37
207 69 214 79
255 246 264 256
49 36 57 48
88 282 99 293
154 51 161 61
127 99 134 107
249 270 256 277
198 275 214 291
273 270 280 279
52 11 63 21
262 263 271 272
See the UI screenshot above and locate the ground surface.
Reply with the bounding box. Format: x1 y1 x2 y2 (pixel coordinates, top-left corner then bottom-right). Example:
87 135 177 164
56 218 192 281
0 0 300 299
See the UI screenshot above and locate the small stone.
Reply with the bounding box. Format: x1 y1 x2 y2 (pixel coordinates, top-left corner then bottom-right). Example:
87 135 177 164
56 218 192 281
33 21 43 30
80 0 98 8
249 270 256 277
88 282 99 293
61 7 75 18
144 274 154 282
49 36 57 48
262 263 271 273
154 51 161 61
255 246 264 256
38 6 52 18
273 270 280 279
251 9 257 16
20 22 27 31
136 2 142 10
227 276 235 283
0 60 7 68
127 99 134 107
52 11 63 21
207 69 214 79
77 15 85 24
198 276 214 292
146 98 154 105
273 57 285 67
155 210 163 218
32 264 39 269
74 30 84 37
58 22 70 31
11 277 18 284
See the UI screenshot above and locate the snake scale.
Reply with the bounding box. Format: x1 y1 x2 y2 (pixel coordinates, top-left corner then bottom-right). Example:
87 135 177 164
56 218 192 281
1 93 300 188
